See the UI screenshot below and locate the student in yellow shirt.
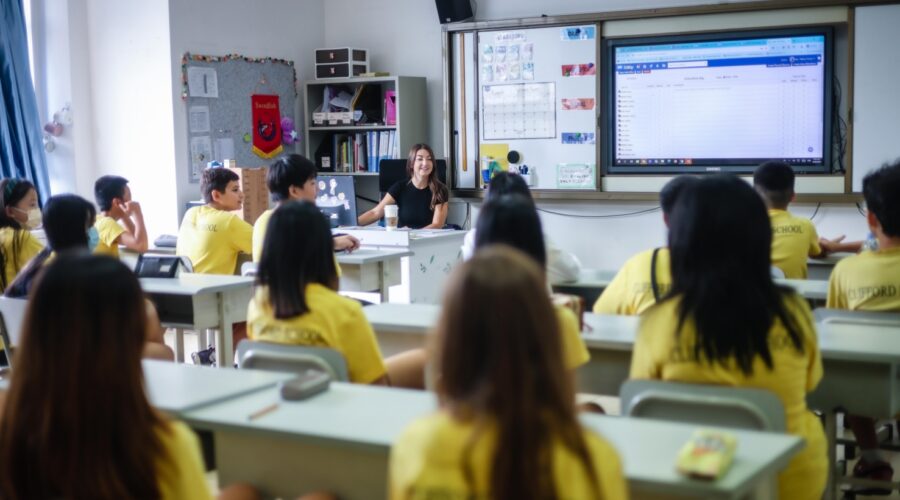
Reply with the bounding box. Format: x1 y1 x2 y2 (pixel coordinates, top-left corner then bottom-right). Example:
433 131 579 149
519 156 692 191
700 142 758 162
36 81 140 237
252 154 359 262
0 178 43 291
753 161 842 278
825 160 900 489
177 167 252 275
92 175 148 257
593 175 698 315
630 175 826 500
390 247 627 500
473 194 589 371
248 201 424 387
0 254 255 499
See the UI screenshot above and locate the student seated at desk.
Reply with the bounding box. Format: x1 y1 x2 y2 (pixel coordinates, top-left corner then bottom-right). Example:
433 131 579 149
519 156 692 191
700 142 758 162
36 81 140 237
0 179 43 292
461 172 581 285
357 143 449 229
593 175 697 315
252 154 359 262
0 255 255 499
826 160 900 488
630 175 826 500
92 175 149 257
390 247 627 500
249 201 424 387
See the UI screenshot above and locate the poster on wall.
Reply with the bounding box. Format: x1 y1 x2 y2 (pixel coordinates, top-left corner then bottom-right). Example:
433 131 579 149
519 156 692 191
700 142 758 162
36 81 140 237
482 83 556 140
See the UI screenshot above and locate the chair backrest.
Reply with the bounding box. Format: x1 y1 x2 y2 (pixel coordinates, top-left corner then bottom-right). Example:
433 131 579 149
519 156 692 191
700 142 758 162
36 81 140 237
620 380 786 431
813 307 900 327
378 159 448 194
241 262 258 277
235 340 349 381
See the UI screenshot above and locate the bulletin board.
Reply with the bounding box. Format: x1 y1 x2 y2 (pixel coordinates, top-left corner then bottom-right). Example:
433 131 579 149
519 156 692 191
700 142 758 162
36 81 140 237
181 53 298 183
476 25 598 190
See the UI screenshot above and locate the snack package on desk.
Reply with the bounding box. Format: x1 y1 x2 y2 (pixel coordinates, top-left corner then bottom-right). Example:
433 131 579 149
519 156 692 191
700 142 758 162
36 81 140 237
676 429 737 480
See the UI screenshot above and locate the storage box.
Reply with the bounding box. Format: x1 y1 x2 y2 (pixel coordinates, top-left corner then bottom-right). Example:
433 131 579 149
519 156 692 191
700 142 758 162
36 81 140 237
315 47 368 65
316 62 369 79
227 166 270 225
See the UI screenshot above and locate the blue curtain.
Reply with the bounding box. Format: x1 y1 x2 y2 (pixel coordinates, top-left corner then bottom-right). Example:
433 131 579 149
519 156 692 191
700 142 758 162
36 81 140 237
0 0 50 202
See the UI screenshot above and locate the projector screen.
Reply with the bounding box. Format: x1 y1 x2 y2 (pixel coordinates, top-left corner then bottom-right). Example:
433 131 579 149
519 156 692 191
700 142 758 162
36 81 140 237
604 28 833 174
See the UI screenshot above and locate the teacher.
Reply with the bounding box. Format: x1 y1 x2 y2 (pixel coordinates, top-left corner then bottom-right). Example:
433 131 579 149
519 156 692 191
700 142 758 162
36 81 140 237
358 143 449 229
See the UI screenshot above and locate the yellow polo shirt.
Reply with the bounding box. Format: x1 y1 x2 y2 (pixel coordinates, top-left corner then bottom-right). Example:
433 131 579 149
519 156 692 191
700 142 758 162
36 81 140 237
631 293 827 500
156 420 214 500
176 206 252 275
390 412 627 500
593 247 671 315
0 227 43 289
93 215 125 258
557 305 589 370
251 208 274 263
827 246 900 311
247 283 386 383
769 209 821 279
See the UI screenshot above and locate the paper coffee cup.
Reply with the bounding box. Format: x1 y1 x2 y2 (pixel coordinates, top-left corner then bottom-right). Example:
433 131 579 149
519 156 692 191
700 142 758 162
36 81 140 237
384 205 399 230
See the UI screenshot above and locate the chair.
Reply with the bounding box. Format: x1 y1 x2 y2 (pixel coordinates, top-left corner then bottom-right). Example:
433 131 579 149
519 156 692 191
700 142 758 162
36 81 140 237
378 159 448 194
235 340 349 381
813 307 900 327
0 297 29 369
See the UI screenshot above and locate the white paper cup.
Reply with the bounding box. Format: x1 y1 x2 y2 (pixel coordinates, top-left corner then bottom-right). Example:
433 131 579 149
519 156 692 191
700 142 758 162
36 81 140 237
384 205 399 231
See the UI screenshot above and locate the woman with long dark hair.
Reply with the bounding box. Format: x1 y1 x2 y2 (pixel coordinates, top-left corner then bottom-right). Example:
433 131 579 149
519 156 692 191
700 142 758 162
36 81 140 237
0 178 43 290
390 247 626 499
630 174 827 499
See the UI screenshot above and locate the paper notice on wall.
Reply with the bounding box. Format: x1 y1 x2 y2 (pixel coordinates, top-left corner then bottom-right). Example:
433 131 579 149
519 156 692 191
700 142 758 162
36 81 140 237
189 105 210 133
215 138 235 162
190 136 213 181
187 67 218 98
557 163 596 189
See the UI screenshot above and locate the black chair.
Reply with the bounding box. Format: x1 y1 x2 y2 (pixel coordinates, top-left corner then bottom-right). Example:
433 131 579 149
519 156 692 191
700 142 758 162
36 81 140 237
378 159 448 194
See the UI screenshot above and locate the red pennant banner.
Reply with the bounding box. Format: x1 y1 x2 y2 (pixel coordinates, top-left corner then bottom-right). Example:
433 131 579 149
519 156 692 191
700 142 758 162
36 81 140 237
251 94 283 159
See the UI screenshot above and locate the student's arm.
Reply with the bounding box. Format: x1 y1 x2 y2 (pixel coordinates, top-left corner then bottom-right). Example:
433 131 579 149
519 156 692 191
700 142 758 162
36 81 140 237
358 193 397 226
339 305 389 384
806 221 825 258
142 299 174 360
629 317 663 379
117 201 149 252
422 202 448 229
819 235 862 254
333 234 360 252
230 217 254 255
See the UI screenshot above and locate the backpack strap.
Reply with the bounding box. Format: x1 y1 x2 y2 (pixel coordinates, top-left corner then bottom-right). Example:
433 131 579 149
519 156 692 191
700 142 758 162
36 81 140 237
650 247 662 302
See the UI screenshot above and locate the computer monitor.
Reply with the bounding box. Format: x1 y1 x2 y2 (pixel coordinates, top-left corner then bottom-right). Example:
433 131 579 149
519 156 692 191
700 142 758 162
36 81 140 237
316 175 358 228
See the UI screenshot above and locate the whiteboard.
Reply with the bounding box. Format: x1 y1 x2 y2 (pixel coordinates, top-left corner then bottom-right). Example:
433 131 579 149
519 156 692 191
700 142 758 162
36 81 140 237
477 25 598 190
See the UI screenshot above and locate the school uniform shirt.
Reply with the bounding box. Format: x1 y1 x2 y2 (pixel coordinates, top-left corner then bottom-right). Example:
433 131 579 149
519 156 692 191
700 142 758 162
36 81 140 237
461 229 582 285
156 420 214 500
251 207 342 276
631 293 827 500
93 215 125 257
769 209 821 279
247 283 387 384
388 180 438 229
593 247 671 315
557 305 590 370
0 227 43 289
176 206 252 275
826 246 900 311
389 412 627 500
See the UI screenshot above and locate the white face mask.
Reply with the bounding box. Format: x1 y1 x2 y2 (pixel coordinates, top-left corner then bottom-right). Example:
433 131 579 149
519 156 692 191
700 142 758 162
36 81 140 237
13 207 42 230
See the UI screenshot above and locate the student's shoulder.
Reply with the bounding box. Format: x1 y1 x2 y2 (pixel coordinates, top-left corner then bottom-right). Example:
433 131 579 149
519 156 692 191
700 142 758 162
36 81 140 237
388 179 408 195
621 247 660 270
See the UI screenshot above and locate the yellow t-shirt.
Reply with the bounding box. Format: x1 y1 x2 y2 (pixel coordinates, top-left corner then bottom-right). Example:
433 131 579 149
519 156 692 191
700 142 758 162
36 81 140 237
593 247 671 315
631 293 827 500
390 412 627 500
251 208 274 263
0 227 43 289
93 215 126 257
247 283 386 383
156 420 213 500
556 305 589 370
176 206 253 275
826 246 900 311
769 209 821 279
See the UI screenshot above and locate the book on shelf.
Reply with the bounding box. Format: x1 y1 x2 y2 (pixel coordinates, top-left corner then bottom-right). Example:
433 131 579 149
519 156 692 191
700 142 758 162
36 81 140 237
328 129 398 173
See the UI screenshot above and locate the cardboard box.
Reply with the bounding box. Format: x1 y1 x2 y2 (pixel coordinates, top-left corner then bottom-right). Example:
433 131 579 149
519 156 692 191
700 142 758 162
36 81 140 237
227 166 270 225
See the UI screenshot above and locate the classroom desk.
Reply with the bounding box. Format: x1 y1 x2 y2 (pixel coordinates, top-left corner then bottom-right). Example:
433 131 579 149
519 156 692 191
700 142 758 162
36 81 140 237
140 274 254 367
807 252 853 280
777 278 829 302
337 248 411 302
184 382 802 500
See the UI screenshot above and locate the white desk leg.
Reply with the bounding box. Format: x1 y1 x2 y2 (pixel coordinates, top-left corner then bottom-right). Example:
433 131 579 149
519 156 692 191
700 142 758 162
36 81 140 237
215 291 234 369
174 328 185 363
378 262 389 304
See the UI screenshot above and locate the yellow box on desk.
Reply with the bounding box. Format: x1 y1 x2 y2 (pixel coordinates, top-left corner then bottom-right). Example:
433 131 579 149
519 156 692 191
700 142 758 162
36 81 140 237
227 166 270 225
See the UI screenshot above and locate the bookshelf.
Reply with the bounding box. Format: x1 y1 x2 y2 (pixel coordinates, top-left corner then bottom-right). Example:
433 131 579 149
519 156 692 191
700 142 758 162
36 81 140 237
303 76 427 174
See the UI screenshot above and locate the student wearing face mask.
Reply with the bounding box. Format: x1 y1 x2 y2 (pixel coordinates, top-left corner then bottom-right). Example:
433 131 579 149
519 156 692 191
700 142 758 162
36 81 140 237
0 179 44 291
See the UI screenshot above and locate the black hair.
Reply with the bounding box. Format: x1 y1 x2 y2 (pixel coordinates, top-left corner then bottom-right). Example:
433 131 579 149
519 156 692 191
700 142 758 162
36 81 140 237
659 175 699 215
256 201 338 318
486 172 532 203
474 194 547 270
0 179 37 289
667 174 805 375
201 168 239 204
862 160 900 238
93 175 129 211
267 154 317 202
753 161 795 207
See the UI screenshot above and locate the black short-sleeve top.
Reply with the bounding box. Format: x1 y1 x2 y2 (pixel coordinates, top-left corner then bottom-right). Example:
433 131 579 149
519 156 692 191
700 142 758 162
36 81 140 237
387 180 437 229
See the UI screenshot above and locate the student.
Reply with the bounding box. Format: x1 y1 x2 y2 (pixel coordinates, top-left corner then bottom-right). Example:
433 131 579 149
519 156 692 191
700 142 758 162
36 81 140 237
177 167 252 275
357 144 449 229
753 161 841 278
252 154 359 262
389 247 627 500
0 178 43 290
249 200 423 387
826 160 900 488
0 255 252 499
630 175 827 500
92 175 149 257
593 175 698 315
461 171 582 284
473 194 589 371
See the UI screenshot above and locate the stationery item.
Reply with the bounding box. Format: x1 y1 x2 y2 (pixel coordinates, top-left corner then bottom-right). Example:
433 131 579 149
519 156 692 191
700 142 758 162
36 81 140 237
247 402 280 421
676 430 738 480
